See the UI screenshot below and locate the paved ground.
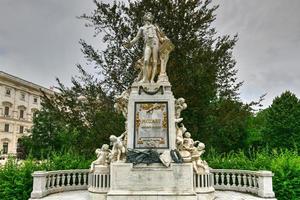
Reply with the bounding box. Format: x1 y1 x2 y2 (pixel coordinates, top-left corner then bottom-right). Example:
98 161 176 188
39 190 276 200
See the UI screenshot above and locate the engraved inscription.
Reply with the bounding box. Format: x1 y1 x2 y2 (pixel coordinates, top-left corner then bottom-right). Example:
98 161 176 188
134 102 169 149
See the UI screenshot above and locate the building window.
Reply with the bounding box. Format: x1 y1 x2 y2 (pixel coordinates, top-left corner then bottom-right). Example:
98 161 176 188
19 126 24 134
33 97 38 104
20 93 25 101
3 143 8 154
4 124 9 132
19 110 24 119
4 106 9 116
5 88 11 96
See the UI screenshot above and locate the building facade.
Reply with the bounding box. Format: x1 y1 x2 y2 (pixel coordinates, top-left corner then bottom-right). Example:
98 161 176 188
0 71 53 162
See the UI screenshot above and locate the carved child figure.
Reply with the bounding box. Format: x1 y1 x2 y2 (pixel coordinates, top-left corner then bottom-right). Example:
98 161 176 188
182 132 196 152
176 123 187 150
191 142 209 174
175 98 187 123
90 144 111 172
110 132 126 162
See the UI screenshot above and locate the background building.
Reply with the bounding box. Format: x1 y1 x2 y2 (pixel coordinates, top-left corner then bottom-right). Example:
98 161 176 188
0 71 53 162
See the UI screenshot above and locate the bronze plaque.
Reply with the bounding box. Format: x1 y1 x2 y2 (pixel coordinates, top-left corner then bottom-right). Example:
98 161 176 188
134 102 169 149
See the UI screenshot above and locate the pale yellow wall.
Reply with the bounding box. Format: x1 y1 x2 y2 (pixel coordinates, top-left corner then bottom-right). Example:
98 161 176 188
0 72 53 156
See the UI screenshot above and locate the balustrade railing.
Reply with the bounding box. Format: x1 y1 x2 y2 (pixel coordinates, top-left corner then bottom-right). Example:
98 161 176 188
30 169 89 199
210 169 275 198
30 168 275 199
88 170 110 193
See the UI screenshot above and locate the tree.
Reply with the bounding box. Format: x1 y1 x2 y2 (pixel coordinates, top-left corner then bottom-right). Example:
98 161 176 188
80 0 249 152
262 91 300 149
20 68 125 158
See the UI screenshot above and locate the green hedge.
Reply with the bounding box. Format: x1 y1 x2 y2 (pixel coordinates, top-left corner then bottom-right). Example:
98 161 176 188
0 150 299 200
206 149 300 200
0 152 92 200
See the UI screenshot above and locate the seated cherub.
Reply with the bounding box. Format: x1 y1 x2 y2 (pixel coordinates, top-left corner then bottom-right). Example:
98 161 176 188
90 144 111 172
182 132 197 151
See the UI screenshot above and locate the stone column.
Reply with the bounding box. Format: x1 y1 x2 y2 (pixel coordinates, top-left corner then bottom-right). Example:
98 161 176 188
257 170 275 198
30 171 47 199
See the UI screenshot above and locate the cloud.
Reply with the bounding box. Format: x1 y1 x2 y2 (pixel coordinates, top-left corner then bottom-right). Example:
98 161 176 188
213 0 300 107
0 0 99 88
0 0 300 108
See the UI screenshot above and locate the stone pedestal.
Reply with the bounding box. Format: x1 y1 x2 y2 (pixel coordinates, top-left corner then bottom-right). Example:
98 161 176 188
107 162 197 200
127 82 176 153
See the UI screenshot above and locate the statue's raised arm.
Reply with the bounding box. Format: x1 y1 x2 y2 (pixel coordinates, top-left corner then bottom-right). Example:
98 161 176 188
124 12 174 84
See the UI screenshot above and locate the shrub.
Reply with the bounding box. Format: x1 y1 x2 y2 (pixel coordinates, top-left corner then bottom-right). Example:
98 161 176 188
206 148 300 200
0 152 92 200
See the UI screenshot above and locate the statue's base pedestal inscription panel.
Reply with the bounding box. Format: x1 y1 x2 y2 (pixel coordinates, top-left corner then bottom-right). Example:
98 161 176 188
127 83 176 152
134 102 169 149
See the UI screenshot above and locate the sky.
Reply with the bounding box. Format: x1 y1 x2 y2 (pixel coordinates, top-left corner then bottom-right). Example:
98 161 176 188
0 0 300 108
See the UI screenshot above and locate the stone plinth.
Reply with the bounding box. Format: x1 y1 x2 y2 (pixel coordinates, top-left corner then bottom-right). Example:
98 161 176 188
127 82 176 153
107 162 197 200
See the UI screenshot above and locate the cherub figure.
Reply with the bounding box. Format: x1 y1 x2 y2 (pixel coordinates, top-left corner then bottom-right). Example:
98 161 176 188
175 98 187 123
110 132 126 162
90 144 111 172
191 142 209 174
182 132 197 152
176 123 187 150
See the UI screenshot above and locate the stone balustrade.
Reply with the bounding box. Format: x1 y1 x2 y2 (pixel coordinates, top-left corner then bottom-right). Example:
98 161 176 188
30 169 89 199
30 168 275 199
88 165 110 193
210 169 275 198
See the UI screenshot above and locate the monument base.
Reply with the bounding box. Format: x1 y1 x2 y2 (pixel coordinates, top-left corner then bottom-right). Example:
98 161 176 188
107 162 197 200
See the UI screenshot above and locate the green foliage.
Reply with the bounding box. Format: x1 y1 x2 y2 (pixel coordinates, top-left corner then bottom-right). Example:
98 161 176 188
262 91 300 149
203 98 251 152
78 0 253 153
245 109 268 149
0 152 92 200
20 72 125 158
206 148 300 200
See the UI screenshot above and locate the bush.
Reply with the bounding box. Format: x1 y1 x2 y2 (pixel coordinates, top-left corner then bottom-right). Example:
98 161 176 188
0 152 92 200
206 148 300 200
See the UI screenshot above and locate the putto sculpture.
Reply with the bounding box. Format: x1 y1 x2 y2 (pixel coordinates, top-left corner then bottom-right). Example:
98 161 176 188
90 144 111 172
124 12 174 83
109 132 126 162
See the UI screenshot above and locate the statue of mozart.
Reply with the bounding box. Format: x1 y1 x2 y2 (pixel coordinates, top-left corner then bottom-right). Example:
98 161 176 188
124 12 174 83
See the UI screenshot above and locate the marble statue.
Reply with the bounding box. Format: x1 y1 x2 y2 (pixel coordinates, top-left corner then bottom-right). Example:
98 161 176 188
176 123 186 149
175 98 187 123
114 89 130 118
124 12 174 83
109 132 126 162
90 144 111 172
191 142 210 174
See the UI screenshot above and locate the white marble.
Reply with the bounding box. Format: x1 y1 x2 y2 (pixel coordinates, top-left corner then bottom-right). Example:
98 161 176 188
124 12 174 84
127 83 176 153
107 162 197 200
35 190 277 200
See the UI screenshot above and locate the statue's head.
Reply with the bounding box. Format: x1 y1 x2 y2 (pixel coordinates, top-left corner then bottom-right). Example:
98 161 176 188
197 142 205 150
101 144 109 150
178 98 185 104
109 135 117 142
184 132 191 138
143 12 154 23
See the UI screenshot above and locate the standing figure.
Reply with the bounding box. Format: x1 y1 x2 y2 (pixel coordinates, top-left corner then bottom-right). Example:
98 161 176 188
110 132 126 162
124 12 174 83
